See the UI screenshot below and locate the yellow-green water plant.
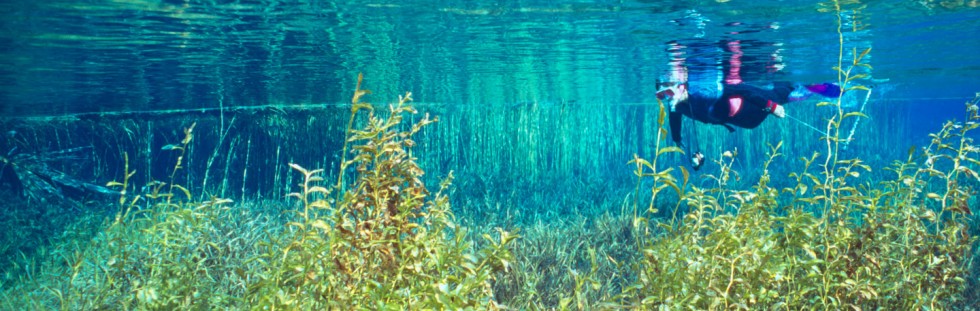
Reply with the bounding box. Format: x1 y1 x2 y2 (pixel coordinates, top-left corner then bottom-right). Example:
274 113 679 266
2 75 519 309
616 0 977 303
627 96 686 238
620 38 978 310
247 74 517 309
622 95 978 309
0 119 262 310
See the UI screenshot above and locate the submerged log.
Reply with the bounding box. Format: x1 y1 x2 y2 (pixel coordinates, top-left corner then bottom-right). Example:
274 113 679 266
0 146 116 205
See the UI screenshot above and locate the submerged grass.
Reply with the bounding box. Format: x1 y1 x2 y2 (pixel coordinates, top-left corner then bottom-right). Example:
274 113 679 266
0 2 977 305
0 85 977 309
612 16 980 306
1 74 517 310
619 94 979 309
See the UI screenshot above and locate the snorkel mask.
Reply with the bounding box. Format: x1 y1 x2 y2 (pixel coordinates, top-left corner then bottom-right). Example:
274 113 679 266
655 82 687 112
655 81 675 100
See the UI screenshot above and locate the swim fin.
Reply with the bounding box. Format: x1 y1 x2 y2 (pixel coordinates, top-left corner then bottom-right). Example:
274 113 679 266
806 83 842 98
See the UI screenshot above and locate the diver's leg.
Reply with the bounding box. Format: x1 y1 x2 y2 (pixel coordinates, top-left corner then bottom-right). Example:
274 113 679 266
788 82 843 101
770 81 795 102
806 83 842 98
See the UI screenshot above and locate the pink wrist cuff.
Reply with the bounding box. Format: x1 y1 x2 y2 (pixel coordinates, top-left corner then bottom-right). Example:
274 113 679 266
766 100 779 112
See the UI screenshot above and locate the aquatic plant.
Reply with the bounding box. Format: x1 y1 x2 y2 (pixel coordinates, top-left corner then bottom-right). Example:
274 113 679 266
0 75 515 309
621 95 977 309
617 1 978 306
484 211 637 309
248 74 516 309
0 1 975 306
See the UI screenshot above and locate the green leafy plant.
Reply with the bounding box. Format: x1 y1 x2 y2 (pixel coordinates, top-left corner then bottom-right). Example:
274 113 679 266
0 75 517 310
247 74 517 309
617 1 979 304
621 92 978 310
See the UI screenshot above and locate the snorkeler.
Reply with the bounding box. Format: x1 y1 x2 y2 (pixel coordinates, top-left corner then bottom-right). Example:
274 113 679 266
657 81 841 170
656 36 842 170
661 80 841 137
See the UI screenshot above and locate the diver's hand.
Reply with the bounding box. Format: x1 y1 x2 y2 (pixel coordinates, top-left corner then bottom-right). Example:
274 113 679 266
772 104 786 118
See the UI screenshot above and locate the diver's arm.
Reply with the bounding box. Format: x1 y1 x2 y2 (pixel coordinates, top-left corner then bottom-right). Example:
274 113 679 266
669 109 683 147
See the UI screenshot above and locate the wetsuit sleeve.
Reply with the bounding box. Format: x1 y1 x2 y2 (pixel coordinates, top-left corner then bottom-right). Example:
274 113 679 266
669 110 683 146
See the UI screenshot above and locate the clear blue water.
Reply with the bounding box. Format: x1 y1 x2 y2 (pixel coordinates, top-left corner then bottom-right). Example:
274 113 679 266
1 1 977 125
1 2 978 217
0 1 979 307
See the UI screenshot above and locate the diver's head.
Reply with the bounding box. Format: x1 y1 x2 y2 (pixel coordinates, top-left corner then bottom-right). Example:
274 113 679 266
656 83 688 111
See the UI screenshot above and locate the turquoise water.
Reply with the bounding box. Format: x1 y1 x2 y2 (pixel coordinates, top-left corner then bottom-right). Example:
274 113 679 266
1 1 977 118
0 0 979 308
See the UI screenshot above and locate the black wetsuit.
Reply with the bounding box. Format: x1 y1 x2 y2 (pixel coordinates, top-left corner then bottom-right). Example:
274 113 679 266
669 82 795 146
